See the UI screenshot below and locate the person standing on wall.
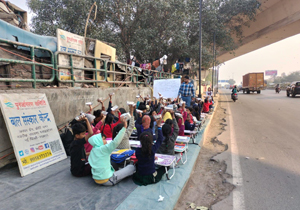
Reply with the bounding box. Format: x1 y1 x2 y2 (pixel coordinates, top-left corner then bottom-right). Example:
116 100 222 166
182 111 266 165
177 76 195 107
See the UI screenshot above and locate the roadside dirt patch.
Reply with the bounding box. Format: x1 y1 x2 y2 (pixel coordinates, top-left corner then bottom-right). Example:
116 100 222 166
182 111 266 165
174 98 235 209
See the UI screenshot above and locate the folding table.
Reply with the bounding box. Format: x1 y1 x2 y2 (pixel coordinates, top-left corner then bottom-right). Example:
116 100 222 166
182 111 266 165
155 153 176 180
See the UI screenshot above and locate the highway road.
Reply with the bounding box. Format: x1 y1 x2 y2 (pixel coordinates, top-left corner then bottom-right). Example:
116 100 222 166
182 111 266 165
212 89 300 210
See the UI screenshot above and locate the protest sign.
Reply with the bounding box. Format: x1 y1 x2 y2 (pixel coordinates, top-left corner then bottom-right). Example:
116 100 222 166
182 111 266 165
153 79 181 99
0 94 67 176
57 29 85 80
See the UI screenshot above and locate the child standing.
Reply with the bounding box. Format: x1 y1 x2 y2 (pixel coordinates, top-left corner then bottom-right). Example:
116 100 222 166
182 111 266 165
70 116 93 177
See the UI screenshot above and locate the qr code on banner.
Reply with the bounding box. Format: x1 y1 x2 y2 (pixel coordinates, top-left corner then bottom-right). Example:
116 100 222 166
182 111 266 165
49 140 62 153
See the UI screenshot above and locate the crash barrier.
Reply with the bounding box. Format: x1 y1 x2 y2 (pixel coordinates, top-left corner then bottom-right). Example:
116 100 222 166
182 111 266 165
0 38 172 89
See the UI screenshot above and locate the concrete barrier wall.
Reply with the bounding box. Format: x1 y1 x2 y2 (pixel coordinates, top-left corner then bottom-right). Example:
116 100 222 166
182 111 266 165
0 87 151 168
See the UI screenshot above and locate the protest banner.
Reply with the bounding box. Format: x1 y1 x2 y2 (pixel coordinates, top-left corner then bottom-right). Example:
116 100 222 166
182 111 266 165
153 78 181 99
57 28 85 80
0 94 67 176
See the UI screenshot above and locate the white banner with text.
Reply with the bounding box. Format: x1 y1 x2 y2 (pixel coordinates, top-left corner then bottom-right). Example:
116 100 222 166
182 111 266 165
0 94 67 176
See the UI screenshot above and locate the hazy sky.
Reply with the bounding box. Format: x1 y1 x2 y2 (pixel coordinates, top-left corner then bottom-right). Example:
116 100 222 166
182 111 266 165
218 34 300 84
8 0 300 85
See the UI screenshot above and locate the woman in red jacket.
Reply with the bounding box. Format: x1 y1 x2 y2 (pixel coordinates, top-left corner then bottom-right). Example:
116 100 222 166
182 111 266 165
100 111 121 138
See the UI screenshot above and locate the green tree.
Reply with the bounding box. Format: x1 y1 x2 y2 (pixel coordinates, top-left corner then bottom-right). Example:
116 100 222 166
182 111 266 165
273 71 300 84
228 79 236 85
205 70 212 85
27 0 260 67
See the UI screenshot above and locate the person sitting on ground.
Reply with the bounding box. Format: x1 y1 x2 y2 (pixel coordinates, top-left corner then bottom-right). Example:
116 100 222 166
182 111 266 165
138 103 147 114
93 110 104 128
156 97 165 114
176 111 187 136
186 107 194 124
162 109 172 122
185 111 195 131
157 111 179 155
149 110 157 135
85 114 107 153
135 103 148 124
177 100 186 113
88 117 136 186
70 116 93 177
135 115 156 140
100 111 121 138
133 118 166 186
192 106 200 121
202 98 213 113
112 105 135 149
107 94 119 123
193 98 203 112
209 98 214 109
91 98 105 123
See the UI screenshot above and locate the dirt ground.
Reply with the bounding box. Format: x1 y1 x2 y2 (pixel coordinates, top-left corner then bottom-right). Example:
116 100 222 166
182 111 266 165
174 97 235 210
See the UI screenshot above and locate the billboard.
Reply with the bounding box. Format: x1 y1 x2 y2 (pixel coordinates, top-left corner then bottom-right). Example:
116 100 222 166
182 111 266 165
0 93 67 176
57 29 85 80
265 70 277 76
219 80 229 83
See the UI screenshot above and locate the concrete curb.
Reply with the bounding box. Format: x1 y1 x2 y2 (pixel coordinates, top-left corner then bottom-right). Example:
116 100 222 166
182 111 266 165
201 96 219 147
174 96 219 207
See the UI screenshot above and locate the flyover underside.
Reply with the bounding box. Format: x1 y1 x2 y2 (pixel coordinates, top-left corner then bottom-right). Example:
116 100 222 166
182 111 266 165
218 0 300 63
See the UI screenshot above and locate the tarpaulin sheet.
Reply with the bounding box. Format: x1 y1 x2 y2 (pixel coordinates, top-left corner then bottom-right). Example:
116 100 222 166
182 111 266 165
0 158 137 210
0 116 212 210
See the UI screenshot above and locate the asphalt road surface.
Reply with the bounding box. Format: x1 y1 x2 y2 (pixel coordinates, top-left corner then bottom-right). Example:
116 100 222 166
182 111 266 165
212 89 300 210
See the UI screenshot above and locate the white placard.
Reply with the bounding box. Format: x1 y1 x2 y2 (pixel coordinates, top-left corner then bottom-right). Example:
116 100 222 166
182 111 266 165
57 29 85 80
0 94 67 176
153 79 181 99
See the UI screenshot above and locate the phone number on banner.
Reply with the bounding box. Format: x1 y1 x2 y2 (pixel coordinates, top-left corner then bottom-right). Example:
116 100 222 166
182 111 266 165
21 149 52 166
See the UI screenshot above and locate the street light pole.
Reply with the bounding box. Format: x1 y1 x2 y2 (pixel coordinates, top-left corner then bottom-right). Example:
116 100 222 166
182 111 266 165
217 65 220 93
212 32 216 92
198 0 203 98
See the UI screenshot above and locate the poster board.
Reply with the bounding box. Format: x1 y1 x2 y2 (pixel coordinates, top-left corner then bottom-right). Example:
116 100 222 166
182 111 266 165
57 29 85 80
153 79 181 99
0 94 67 176
94 40 116 87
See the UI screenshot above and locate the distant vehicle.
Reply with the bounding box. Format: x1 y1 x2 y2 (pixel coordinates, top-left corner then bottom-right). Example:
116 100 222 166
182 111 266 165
237 85 242 92
275 87 280 93
241 73 264 94
286 81 300 97
230 85 234 89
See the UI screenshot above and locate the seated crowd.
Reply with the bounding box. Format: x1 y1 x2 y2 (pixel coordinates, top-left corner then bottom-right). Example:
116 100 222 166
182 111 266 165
67 92 214 186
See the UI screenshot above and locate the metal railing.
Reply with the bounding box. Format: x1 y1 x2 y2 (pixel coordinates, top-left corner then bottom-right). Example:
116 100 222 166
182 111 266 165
0 38 55 88
0 38 173 89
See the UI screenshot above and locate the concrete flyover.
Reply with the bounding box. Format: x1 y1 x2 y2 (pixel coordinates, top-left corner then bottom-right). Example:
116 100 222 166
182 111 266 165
218 0 300 63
